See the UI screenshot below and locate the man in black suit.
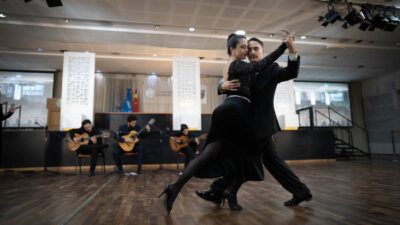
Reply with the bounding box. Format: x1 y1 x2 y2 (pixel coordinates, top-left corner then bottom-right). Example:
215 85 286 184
196 35 312 207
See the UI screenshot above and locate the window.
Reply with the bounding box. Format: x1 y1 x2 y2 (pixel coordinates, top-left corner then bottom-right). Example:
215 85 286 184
294 82 351 127
0 71 54 127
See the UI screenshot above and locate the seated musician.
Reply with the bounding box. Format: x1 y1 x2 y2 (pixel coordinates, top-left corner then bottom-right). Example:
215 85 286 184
174 124 200 168
69 119 106 177
113 115 150 175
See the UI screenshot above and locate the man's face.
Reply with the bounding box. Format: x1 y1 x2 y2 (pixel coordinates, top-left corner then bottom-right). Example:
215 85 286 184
128 120 137 127
83 123 93 133
247 41 263 62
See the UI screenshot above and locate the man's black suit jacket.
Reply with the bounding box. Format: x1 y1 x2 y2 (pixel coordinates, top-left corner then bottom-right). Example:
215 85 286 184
218 56 300 139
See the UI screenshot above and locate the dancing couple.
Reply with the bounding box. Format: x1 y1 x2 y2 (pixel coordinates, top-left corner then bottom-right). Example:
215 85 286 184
160 30 312 214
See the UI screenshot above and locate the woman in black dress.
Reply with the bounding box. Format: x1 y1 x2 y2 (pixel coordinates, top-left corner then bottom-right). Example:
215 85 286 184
160 33 288 214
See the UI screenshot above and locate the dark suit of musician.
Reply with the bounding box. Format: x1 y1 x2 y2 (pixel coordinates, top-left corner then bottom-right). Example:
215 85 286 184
174 124 200 168
113 115 149 174
69 119 106 176
200 37 312 206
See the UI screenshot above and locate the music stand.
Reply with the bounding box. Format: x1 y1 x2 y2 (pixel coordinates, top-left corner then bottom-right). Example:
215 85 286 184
28 122 60 176
151 124 179 173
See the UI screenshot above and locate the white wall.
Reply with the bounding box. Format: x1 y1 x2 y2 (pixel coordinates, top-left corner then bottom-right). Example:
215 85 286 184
362 71 400 154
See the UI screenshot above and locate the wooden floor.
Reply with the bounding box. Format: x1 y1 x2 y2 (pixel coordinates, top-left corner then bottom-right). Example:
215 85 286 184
1 160 400 225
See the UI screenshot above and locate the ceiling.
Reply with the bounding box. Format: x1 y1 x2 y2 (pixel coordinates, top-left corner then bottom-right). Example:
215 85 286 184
0 0 399 82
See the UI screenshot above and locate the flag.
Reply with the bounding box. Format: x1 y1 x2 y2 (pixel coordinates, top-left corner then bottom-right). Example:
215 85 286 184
121 88 133 112
133 88 139 112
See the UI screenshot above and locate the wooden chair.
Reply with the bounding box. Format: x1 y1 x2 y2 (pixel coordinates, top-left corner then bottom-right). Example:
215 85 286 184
76 151 106 175
122 152 141 173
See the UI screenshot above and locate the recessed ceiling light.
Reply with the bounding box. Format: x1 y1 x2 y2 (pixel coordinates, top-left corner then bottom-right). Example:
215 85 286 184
189 27 195 32
153 54 158 57
300 36 307 39
37 48 43 52
235 30 246 35
155 25 160 29
0 13 6 18
64 19 69 23
269 34 274 38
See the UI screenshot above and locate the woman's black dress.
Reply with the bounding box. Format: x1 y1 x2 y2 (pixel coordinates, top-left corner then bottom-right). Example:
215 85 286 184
195 43 288 182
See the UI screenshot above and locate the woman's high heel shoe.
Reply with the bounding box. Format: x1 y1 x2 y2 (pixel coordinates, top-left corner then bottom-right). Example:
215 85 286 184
159 184 179 214
221 191 243 211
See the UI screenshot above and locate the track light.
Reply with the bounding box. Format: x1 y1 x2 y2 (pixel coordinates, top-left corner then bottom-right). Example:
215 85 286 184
319 1 399 32
342 9 363 29
384 15 399 32
321 9 341 27
46 0 63 7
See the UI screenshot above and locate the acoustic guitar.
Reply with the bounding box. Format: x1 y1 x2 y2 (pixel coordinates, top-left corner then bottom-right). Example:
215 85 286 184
169 133 207 152
67 132 110 151
118 118 155 152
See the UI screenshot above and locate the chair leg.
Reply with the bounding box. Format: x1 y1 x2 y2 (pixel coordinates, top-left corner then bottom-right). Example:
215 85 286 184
102 156 106 174
75 157 78 176
79 157 82 175
176 155 180 172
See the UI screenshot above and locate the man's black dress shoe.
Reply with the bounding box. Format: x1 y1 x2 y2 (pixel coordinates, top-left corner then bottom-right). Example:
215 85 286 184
284 193 313 206
195 190 222 205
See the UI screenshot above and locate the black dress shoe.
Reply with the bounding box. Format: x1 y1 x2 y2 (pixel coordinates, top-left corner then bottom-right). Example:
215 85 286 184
159 184 179 214
195 190 222 205
284 193 313 206
221 191 242 211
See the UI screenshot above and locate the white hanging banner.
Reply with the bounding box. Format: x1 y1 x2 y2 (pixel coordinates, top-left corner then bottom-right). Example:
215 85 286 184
274 80 298 130
172 57 201 130
60 52 96 130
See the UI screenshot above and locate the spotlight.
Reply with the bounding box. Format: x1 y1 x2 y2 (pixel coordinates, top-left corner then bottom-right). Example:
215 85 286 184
321 9 341 27
234 30 246 35
383 15 399 32
360 5 373 21
358 20 371 31
46 0 63 7
371 15 388 30
342 9 363 29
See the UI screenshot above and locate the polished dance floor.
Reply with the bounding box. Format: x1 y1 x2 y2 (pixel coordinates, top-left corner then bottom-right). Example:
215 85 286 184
0 160 399 225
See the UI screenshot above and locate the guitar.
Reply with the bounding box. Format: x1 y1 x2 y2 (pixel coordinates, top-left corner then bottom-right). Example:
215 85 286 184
67 132 110 151
169 133 207 152
118 118 155 152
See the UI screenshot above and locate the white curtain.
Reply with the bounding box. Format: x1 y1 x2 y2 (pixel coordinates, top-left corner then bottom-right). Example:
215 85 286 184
93 73 223 114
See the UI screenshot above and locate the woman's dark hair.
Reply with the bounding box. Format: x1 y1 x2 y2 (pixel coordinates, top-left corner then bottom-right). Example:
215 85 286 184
248 37 264 47
227 33 246 56
127 115 137 122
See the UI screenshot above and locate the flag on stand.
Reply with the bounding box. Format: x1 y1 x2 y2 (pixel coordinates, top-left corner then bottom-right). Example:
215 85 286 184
133 88 140 112
121 88 133 112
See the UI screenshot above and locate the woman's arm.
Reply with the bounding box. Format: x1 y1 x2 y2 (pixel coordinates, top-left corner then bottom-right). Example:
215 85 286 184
228 43 287 78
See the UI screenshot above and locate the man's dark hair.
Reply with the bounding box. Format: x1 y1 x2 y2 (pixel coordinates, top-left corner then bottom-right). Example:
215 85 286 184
248 37 264 47
81 119 92 127
227 33 246 56
127 115 137 122
180 124 189 131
